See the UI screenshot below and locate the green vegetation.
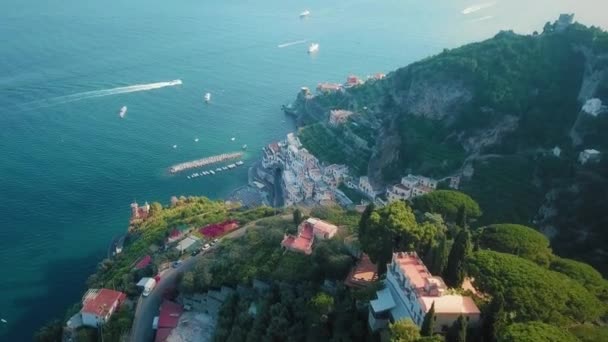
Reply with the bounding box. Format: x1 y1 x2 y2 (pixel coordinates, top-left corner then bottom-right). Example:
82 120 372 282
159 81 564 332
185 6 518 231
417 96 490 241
549 257 608 301
475 224 552 266
338 183 367 204
420 302 435 337
466 250 605 325
498 322 579 342
460 156 544 226
446 315 467 342
569 324 608 342
412 191 481 222
389 319 421 342
444 229 471 288
309 205 361 233
298 123 371 175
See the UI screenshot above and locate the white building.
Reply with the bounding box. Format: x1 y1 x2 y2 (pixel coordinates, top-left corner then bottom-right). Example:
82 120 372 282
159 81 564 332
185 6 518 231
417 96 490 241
359 176 376 199
579 149 601 164
80 289 126 328
387 184 413 202
387 174 438 203
369 252 480 332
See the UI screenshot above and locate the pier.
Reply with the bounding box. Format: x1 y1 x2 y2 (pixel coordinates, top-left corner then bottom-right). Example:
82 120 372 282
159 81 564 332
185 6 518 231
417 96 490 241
169 152 243 173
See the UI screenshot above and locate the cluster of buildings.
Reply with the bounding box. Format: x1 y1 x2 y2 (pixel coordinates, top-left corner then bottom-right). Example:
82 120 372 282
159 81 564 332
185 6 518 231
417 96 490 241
315 73 385 94
369 252 480 333
281 217 338 254
262 133 350 206
130 201 151 224
386 174 439 202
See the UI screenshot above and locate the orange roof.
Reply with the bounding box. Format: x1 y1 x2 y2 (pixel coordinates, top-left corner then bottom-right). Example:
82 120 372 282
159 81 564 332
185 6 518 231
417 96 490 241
82 289 126 316
419 295 480 315
345 254 378 288
307 218 337 235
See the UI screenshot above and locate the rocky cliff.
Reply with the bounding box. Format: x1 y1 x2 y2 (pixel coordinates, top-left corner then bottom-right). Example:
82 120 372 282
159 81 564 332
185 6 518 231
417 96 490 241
286 17 608 274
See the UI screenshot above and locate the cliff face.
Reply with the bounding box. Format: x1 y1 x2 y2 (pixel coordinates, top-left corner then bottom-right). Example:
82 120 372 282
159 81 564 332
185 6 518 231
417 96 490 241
287 19 608 274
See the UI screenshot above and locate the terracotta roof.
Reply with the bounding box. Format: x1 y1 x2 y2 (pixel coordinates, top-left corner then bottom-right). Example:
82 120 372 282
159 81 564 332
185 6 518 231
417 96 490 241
135 255 152 270
307 218 337 236
82 289 126 316
394 253 432 291
419 295 480 315
158 300 183 328
155 328 173 342
345 254 378 288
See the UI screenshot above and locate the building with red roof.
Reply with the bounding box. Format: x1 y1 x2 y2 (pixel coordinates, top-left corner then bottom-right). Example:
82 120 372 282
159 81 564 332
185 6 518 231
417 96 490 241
134 255 152 270
281 218 338 255
345 254 378 288
81 288 126 327
369 252 480 332
130 201 151 224
154 300 183 342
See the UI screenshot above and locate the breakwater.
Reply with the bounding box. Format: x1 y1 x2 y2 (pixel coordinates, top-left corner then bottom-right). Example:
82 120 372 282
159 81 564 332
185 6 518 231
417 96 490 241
169 152 243 173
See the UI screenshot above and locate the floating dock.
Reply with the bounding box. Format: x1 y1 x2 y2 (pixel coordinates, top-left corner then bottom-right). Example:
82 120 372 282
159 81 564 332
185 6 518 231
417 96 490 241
169 152 243 174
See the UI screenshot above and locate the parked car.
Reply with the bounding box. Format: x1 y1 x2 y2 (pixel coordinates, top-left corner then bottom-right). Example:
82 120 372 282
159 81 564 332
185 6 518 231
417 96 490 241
202 243 211 250
171 260 183 268
191 249 201 256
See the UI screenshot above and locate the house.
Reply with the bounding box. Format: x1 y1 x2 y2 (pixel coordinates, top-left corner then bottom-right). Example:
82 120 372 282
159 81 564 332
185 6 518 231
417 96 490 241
345 75 363 87
134 255 152 270
317 82 342 93
130 201 151 223
175 236 200 252
387 175 438 203
80 289 126 328
155 300 183 342
281 218 338 254
368 252 480 332
387 184 413 202
359 176 376 199
578 149 601 164
329 110 354 126
345 254 378 288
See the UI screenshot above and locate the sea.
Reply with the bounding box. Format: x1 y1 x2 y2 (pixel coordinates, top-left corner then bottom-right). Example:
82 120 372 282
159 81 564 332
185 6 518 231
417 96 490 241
0 0 606 339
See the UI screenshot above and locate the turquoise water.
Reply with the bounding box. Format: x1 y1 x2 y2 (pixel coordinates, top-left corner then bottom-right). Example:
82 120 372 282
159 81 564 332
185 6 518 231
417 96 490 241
1 0 605 339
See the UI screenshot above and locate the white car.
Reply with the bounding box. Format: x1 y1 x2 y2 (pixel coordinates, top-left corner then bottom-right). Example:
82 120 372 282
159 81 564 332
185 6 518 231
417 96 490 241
202 243 211 250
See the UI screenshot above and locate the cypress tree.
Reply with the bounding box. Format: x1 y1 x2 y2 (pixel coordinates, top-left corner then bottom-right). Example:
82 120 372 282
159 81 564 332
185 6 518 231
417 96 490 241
447 315 467 342
430 234 449 275
444 229 471 288
456 204 467 228
482 294 507 342
420 302 435 336
293 208 302 226
358 203 375 237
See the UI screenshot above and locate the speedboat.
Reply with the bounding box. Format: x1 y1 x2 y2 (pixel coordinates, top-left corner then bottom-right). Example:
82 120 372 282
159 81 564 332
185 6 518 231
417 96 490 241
308 43 319 54
216 168 222 172
222 166 228 171
242 144 248 150
204 92 211 103
119 106 127 118
300 10 310 18
236 161 244 166
231 137 236 141
210 170 215 175
194 138 199 142
172 144 177 149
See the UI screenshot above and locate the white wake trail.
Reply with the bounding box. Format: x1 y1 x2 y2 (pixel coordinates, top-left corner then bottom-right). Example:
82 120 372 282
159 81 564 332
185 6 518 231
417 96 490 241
462 2 496 15
20 79 183 111
278 40 308 48
470 15 494 22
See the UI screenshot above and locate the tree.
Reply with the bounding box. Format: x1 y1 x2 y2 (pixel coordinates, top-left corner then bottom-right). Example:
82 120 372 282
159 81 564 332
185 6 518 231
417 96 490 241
498 322 578 342
455 205 467 228
466 250 604 325
293 208 303 226
421 302 435 336
426 234 449 275
412 191 481 222
149 202 163 216
444 229 471 288
389 319 421 342
310 292 335 317
447 315 467 342
34 320 64 342
476 224 552 266
481 294 508 342
549 257 608 301
358 203 375 238
179 271 196 294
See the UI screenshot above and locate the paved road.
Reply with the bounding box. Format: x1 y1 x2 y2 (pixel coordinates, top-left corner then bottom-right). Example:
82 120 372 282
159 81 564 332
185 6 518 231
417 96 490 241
129 226 250 342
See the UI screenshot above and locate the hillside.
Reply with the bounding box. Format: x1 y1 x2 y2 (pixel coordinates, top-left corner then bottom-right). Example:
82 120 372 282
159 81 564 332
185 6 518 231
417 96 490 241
285 16 608 274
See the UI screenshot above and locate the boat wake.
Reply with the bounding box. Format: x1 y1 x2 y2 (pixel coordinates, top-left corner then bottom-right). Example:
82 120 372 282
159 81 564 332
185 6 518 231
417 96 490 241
470 15 494 22
19 79 183 111
462 2 495 15
278 40 308 48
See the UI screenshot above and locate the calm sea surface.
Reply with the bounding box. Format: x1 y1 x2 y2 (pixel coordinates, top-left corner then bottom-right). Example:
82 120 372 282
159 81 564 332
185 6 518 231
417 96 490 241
0 0 605 339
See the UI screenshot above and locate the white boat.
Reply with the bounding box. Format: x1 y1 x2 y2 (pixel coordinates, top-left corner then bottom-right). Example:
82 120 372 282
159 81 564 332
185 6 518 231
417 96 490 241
187 176 191 179
119 106 127 118
236 161 244 166
228 164 236 169
300 10 310 18
216 168 222 172
230 137 236 141
169 80 183 86
210 170 215 175
204 92 211 103
172 144 178 149
242 144 248 150
308 43 319 54
222 166 228 171
194 138 199 142
1 318 6 324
